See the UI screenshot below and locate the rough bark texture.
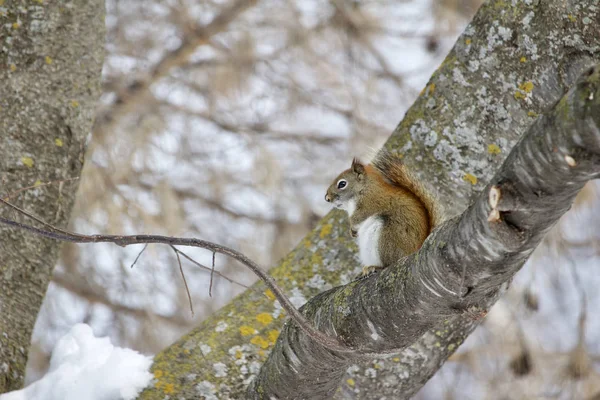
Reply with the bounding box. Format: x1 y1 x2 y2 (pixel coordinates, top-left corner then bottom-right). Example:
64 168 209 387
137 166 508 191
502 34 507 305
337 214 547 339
138 1 600 399
0 0 105 392
250 66 600 398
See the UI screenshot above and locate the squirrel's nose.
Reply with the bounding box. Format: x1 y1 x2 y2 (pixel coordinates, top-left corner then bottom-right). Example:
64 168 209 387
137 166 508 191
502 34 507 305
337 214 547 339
325 194 331 202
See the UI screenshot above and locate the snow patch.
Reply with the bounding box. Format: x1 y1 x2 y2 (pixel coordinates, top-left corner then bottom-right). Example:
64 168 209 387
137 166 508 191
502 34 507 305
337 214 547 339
0 324 153 400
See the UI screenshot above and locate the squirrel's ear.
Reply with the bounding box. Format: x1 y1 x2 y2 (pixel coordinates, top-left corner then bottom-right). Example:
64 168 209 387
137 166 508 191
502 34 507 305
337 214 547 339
351 158 365 176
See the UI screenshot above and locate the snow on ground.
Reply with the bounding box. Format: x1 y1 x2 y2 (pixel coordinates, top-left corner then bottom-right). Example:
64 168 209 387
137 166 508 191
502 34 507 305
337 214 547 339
1 324 153 400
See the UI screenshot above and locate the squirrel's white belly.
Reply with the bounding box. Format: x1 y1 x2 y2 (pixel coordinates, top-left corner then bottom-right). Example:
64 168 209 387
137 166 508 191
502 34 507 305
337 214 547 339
356 216 383 267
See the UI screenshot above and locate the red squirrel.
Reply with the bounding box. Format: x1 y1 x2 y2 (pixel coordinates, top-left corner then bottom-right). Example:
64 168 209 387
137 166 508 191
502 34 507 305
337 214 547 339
325 150 442 275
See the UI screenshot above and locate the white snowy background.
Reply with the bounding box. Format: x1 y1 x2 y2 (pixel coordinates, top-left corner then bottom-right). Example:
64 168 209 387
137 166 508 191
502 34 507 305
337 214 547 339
3 0 599 399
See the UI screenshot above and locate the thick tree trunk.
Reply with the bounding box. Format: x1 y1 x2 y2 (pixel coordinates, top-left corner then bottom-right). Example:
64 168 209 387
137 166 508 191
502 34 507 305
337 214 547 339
0 1 104 392
137 1 600 399
249 67 600 398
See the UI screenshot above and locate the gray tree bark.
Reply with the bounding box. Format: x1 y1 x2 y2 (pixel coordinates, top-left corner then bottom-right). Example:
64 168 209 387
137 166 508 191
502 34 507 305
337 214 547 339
136 1 600 399
0 0 104 392
250 67 600 398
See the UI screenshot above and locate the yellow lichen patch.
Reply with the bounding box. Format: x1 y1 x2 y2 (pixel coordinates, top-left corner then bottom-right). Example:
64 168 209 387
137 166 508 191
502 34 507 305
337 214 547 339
70 100 80 108
520 56 527 63
463 173 477 185
514 81 534 100
154 380 177 393
465 38 472 45
10 64 16 72
448 343 456 351
487 144 501 155
12 22 20 29
346 378 355 387
264 289 276 301
310 251 322 266
428 83 436 95
319 223 332 239
235 350 243 359
239 326 256 336
519 81 534 93
256 313 273 326
567 14 576 22
34 180 42 186
45 56 53 65
54 138 64 147
250 335 270 349
21 157 34 168
392 357 400 362
154 369 164 379
419 86 426 96
268 329 279 343
527 111 538 118
163 383 175 394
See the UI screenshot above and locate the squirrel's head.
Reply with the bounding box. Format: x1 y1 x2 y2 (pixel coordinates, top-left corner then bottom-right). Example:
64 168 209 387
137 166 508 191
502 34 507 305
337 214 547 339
325 158 367 212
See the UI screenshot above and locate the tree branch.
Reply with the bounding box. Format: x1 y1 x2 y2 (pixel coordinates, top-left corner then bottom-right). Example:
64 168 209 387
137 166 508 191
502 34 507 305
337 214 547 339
124 1 600 398
247 65 600 398
2 66 598 399
94 0 258 139
0 199 350 353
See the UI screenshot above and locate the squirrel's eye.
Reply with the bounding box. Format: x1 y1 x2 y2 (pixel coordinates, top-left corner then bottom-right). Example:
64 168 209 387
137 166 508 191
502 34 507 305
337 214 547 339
337 179 347 189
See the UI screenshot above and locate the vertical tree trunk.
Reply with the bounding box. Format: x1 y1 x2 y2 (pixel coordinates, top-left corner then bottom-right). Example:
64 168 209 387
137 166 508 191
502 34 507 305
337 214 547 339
0 0 105 392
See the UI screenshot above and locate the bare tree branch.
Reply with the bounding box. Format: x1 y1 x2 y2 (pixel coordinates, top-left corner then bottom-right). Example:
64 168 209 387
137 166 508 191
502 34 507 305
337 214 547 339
0 198 350 353
171 245 194 316
130 243 149 268
94 0 258 139
247 65 600 399
2 65 598 399
170 246 250 289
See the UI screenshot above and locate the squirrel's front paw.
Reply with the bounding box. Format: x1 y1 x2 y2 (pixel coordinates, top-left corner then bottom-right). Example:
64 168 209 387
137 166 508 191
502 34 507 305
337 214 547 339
360 265 384 277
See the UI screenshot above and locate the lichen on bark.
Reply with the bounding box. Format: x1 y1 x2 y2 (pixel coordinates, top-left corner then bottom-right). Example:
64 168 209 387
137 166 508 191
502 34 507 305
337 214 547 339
0 0 105 392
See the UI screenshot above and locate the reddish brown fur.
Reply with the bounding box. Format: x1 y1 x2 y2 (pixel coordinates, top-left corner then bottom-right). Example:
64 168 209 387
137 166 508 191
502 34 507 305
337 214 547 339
325 150 442 269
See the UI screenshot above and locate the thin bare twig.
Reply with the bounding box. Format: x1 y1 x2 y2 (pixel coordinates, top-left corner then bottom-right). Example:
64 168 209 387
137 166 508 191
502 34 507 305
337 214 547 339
2 177 80 201
210 251 216 297
171 247 249 289
0 197 91 241
130 243 149 268
172 246 194 317
0 197 354 353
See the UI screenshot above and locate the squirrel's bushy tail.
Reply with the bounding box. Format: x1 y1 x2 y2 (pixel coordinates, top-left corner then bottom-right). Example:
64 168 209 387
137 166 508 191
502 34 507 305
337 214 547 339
372 149 444 232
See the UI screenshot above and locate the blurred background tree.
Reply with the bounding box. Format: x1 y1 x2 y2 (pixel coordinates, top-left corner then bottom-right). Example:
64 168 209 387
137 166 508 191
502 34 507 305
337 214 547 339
23 0 600 399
